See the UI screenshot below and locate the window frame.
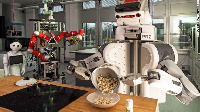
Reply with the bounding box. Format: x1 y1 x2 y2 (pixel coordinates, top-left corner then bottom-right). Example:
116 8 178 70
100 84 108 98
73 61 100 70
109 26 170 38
82 1 96 10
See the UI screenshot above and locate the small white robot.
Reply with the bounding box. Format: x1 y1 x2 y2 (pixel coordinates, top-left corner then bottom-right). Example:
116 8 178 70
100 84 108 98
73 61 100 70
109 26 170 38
3 41 26 76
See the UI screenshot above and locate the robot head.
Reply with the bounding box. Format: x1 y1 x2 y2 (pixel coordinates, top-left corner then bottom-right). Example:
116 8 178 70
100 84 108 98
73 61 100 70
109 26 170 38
10 41 22 51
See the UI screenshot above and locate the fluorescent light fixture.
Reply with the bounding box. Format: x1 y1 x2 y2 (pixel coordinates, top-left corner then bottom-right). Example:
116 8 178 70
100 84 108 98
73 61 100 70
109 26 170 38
15 6 39 10
60 0 96 4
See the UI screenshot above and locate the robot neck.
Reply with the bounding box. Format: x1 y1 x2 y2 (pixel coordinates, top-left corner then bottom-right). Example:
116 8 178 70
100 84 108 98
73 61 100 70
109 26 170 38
11 50 19 54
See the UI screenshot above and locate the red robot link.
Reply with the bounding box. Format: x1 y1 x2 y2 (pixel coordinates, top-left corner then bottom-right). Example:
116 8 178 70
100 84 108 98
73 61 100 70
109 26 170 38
124 0 138 3
27 30 84 61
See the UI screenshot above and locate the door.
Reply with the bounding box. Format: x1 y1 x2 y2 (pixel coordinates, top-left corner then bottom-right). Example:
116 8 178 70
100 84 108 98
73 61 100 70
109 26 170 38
169 16 196 51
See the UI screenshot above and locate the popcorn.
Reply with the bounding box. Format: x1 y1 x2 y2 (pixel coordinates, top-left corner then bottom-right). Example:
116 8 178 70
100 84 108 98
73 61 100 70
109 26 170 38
96 75 118 94
93 74 118 104
94 95 114 104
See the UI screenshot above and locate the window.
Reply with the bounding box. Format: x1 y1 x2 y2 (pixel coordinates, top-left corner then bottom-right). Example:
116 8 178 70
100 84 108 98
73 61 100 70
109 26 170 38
102 0 117 7
82 1 95 9
39 5 63 14
39 8 45 14
101 22 117 43
171 17 196 50
82 23 96 47
152 19 164 41
53 5 64 12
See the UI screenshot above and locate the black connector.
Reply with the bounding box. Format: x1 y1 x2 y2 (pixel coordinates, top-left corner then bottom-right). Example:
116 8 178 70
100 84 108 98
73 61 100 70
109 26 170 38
24 76 30 80
115 2 141 12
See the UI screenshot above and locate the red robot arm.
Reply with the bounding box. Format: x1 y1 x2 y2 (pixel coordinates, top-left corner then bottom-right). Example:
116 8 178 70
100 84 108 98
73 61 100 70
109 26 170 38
65 29 84 45
27 31 51 61
124 0 138 4
27 30 84 61
27 34 37 50
54 29 84 42
54 31 68 42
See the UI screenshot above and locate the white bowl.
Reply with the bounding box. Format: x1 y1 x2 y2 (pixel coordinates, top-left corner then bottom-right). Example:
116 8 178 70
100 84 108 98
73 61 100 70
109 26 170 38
86 91 120 108
91 63 120 92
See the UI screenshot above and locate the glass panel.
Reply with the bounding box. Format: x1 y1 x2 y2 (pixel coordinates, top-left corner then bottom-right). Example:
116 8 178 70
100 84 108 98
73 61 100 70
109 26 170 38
101 22 117 44
82 23 96 47
102 0 117 7
53 5 64 12
82 1 95 9
39 6 63 14
39 8 44 14
152 19 164 41
171 17 196 50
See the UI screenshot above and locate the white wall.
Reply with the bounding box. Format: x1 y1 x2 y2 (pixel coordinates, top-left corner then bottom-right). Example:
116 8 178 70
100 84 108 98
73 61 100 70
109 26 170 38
25 9 36 38
2 3 25 23
100 7 116 22
38 12 65 22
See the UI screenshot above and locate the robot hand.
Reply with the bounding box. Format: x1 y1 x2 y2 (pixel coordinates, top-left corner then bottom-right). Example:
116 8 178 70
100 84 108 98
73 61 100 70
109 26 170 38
148 59 200 104
67 35 83 45
21 67 26 75
121 73 142 86
3 55 9 77
74 67 91 80
65 60 79 75
147 69 183 95
65 60 91 80
65 52 104 80
65 29 84 45
4 70 10 77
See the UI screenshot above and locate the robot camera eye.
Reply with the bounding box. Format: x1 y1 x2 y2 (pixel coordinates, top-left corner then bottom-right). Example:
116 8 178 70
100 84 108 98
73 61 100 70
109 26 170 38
17 45 19 47
136 13 141 17
13 45 15 47
116 15 120 19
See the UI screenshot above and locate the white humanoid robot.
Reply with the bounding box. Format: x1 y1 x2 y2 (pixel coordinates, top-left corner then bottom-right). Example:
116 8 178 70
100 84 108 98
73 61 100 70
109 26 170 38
65 0 200 105
3 41 26 76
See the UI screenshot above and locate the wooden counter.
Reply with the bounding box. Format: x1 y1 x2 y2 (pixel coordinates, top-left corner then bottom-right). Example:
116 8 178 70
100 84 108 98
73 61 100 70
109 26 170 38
0 76 158 112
